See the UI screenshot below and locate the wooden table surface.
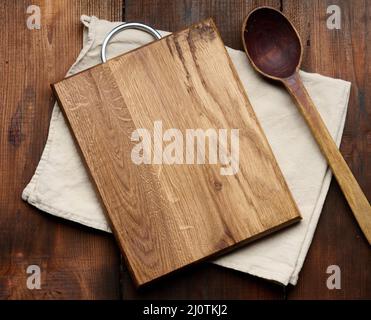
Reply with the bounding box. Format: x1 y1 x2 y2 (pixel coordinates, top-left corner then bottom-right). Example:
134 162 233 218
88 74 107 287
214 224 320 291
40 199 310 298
0 0 370 300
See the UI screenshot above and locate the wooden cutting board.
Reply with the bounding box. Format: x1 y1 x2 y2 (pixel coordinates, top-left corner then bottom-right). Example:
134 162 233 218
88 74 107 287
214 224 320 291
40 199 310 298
52 19 301 286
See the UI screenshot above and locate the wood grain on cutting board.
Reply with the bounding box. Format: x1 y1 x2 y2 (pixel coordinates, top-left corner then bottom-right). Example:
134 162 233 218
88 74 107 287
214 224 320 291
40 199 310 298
53 19 301 286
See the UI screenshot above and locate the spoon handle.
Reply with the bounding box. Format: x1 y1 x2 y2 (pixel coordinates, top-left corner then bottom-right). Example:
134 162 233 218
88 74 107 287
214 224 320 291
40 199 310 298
283 72 371 245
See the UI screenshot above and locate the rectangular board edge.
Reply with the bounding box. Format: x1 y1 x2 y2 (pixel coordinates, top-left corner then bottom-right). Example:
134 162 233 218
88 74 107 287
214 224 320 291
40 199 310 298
51 18 303 287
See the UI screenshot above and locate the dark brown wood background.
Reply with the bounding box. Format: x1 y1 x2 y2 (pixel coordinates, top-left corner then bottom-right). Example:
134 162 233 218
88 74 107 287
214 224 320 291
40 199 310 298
0 0 370 299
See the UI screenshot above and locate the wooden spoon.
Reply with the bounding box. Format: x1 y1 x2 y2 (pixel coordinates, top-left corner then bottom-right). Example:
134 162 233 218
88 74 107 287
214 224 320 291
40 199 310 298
242 6 371 244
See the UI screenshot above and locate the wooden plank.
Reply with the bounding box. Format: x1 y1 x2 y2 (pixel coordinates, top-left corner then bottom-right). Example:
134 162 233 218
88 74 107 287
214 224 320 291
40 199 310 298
125 0 281 50
123 0 285 299
0 0 123 299
53 19 301 286
281 0 371 299
121 264 285 299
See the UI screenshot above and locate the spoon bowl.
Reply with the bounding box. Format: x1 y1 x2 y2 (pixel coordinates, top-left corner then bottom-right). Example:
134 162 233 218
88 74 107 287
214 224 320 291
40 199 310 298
242 7 302 79
241 7 371 245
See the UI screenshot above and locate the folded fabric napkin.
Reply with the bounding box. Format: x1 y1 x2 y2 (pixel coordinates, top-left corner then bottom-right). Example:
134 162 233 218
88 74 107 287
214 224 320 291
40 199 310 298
23 15 351 286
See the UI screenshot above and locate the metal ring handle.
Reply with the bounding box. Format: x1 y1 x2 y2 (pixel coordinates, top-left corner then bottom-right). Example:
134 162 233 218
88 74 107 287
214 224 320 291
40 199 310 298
101 22 162 63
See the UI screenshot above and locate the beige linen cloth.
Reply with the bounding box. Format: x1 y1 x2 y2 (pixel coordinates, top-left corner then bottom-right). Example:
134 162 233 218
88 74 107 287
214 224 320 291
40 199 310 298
22 16 351 286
